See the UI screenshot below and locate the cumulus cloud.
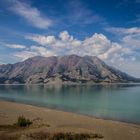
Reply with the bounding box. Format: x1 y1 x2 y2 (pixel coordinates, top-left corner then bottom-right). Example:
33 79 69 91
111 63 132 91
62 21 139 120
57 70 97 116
10 0 52 29
59 31 73 41
24 31 137 67
104 26 140 73
26 31 81 51
98 43 122 60
6 44 26 49
82 33 111 55
14 51 37 61
30 46 56 57
14 46 56 61
26 35 56 46
105 26 140 53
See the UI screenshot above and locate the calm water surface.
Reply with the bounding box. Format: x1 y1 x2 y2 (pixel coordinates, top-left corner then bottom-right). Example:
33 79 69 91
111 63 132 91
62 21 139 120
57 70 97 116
0 84 140 124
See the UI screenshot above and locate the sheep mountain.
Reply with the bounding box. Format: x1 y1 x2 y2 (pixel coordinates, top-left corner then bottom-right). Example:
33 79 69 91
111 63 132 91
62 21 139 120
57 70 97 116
0 55 139 84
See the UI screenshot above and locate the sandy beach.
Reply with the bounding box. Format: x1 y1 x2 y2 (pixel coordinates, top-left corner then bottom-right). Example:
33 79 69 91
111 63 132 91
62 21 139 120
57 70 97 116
0 101 140 140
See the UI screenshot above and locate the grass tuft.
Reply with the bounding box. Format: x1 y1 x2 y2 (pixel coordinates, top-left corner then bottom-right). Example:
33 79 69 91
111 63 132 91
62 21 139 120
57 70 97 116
15 115 32 127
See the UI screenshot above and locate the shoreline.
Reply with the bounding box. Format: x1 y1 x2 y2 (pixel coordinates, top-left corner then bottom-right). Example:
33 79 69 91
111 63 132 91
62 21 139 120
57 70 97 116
0 100 140 140
1 99 140 126
0 82 140 86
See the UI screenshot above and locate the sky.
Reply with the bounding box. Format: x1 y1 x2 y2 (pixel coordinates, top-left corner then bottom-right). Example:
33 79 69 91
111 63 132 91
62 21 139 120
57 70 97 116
0 0 140 77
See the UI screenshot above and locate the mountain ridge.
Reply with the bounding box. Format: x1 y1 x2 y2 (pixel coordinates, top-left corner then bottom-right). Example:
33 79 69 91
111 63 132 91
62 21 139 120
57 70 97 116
0 55 139 84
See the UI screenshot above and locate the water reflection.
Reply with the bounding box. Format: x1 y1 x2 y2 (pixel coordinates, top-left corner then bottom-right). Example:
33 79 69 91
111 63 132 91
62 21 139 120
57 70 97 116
0 84 140 123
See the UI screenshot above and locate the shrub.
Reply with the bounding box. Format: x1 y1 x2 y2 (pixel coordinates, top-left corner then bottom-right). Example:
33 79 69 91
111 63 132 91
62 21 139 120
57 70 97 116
16 115 32 127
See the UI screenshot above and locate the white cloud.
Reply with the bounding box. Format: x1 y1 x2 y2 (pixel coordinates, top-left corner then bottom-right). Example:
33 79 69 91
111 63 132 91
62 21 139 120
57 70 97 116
10 1 52 29
59 31 73 41
26 31 81 51
105 27 140 49
31 46 56 57
14 51 37 61
98 43 122 60
122 34 140 49
105 27 140 35
27 35 56 46
6 44 26 49
83 33 111 55
26 31 136 66
104 26 140 74
14 46 56 61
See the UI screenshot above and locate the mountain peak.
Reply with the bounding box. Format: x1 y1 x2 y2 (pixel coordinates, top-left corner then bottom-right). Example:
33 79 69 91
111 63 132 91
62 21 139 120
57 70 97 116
0 55 139 84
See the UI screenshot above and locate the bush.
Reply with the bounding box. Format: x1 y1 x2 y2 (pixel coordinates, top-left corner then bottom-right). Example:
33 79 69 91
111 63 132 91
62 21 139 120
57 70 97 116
16 115 32 127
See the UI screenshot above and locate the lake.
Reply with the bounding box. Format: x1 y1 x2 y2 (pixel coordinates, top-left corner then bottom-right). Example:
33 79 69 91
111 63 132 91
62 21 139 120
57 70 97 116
0 84 140 124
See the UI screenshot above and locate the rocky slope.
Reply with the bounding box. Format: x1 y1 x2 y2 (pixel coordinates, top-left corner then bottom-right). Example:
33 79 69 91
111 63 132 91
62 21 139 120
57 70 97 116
0 55 139 84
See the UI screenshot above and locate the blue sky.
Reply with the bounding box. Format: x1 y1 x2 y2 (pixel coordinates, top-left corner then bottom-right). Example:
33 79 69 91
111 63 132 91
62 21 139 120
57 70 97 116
0 0 140 77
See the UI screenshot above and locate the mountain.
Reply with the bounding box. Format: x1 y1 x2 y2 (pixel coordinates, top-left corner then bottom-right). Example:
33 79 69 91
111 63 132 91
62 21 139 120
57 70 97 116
0 55 139 84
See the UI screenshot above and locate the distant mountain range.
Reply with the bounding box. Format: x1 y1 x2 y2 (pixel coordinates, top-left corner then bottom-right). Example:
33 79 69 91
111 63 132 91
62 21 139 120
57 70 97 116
0 55 139 84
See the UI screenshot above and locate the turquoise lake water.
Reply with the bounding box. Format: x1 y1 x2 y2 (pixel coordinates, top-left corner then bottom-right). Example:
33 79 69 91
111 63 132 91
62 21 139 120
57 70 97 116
0 84 140 124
